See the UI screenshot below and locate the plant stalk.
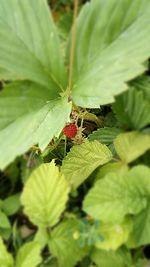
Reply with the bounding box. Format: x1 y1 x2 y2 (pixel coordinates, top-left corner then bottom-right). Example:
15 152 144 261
68 0 79 98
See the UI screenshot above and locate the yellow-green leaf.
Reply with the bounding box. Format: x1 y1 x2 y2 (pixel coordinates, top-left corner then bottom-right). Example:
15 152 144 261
15 241 42 267
61 140 112 189
114 131 150 163
0 237 14 267
21 161 70 227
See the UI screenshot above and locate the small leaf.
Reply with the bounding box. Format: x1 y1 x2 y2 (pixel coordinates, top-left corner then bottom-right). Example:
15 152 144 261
89 127 123 145
91 248 132 267
49 219 87 267
21 161 70 227
114 131 150 163
83 166 150 223
61 140 112 189
0 211 11 229
2 194 20 216
128 205 150 248
95 217 133 251
94 162 128 182
15 241 42 267
0 237 14 267
113 83 150 130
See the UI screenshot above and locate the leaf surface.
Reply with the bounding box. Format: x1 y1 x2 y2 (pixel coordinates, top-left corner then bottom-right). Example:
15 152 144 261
15 241 42 267
0 237 14 267
89 127 123 145
114 131 150 163
113 82 150 129
0 0 66 91
61 140 112 189
83 166 150 223
0 84 71 170
49 219 86 267
71 0 150 107
21 161 70 227
91 248 131 267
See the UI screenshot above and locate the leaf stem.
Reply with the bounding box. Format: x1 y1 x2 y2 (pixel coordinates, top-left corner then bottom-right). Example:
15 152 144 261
68 0 79 98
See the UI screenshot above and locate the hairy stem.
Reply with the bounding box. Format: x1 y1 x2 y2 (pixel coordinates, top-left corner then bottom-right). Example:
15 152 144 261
68 0 79 98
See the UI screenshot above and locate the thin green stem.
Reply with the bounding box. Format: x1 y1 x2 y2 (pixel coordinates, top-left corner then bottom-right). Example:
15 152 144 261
68 0 79 98
64 136 67 157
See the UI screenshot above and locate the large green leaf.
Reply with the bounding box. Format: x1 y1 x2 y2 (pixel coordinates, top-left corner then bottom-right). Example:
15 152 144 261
112 83 150 130
0 0 66 91
61 140 112 189
0 237 14 267
71 0 150 107
49 219 86 267
114 131 150 163
21 161 70 227
83 166 150 223
0 81 55 130
15 241 42 267
0 84 71 170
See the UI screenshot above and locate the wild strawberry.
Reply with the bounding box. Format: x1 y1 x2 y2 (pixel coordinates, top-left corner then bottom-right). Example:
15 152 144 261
63 123 78 138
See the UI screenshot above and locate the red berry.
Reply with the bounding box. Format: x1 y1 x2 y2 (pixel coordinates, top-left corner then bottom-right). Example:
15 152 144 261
63 124 78 138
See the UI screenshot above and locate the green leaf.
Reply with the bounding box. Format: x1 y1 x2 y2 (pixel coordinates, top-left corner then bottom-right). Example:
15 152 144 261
114 131 150 163
2 194 20 216
71 0 150 107
95 217 133 251
0 0 66 91
128 205 150 248
34 227 49 248
21 161 70 227
0 228 11 240
91 248 131 267
89 127 123 145
0 87 71 170
15 241 42 267
0 211 11 229
83 166 150 223
49 219 87 267
112 83 150 130
61 140 112 189
0 237 14 267
131 76 150 102
94 162 128 182
0 81 56 130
